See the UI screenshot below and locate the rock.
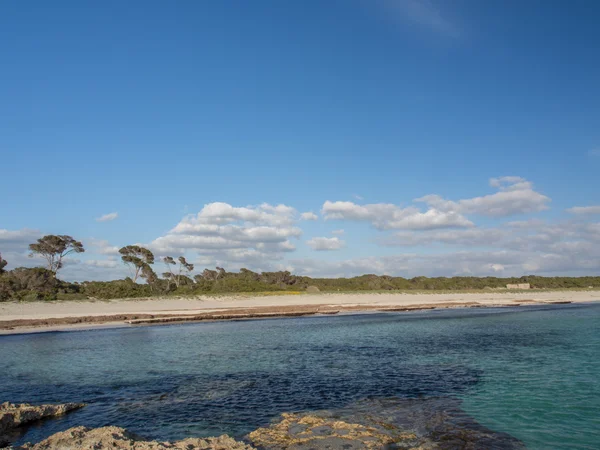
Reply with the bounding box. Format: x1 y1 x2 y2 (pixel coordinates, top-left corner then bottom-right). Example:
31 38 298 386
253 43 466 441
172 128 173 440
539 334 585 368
246 398 525 449
247 412 432 449
16 426 254 450
305 286 320 293
0 402 85 446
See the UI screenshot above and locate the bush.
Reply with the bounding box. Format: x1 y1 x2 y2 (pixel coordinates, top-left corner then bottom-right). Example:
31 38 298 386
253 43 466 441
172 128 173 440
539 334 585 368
80 279 153 299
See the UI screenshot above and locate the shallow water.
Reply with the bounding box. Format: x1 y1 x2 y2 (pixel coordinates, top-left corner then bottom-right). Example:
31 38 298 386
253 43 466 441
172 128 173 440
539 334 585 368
1 303 599 449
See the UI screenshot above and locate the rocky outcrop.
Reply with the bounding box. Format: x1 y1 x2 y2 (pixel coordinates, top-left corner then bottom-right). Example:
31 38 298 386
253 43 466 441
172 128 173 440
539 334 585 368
0 402 84 446
247 413 435 449
3 397 525 449
16 426 254 450
246 398 525 449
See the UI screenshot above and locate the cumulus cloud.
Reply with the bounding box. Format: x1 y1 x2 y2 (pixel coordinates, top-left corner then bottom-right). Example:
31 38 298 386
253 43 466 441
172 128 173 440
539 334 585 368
148 202 302 265
321 177 544 230
188 202 296 226
332 229 345 235
321 201 473 230
415 176 550 217
96 212 118 222
300 212 318 221
566 206 600 215
306 237 346 251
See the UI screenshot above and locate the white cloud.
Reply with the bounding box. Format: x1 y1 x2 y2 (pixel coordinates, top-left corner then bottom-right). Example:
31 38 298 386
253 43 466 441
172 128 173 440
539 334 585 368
390 209 474 230
385 228 508 247
321 201 473 230
506 219 546 229
148 202 302 263
96 212 118 222
88 239 120 255
288 241 600 277
416 176 550 217
306 237 346 251
566 206 600 215
58 258 128 282
0 228 41 251
588 149 600 157
189 202 296 226
322 177 545 230
384 220 600 251
332 229 345 236
171 223 302 243
300 212 318 221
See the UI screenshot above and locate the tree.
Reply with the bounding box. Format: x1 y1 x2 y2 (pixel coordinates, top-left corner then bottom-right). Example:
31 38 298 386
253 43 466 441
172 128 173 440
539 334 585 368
0 253 7 274
28 235 85 277
163 255 194 288
119 245 155 282
140 263 158 291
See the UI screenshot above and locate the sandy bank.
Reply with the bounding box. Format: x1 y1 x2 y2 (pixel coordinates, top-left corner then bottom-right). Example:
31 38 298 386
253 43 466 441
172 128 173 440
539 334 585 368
1 290 598 334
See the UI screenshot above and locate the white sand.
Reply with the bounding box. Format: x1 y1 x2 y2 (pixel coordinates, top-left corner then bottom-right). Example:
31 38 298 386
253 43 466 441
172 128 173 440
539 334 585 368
1 290 599 323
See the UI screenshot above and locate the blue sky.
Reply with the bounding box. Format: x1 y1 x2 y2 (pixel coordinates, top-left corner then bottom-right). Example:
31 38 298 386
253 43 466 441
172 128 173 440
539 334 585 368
1 0 599 280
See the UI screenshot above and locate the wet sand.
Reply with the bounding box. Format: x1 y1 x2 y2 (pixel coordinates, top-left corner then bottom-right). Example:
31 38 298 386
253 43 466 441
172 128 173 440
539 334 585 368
1 290 598 334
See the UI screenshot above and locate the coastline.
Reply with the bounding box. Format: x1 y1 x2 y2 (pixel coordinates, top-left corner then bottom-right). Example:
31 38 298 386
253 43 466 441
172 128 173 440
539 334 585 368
1 290 598 335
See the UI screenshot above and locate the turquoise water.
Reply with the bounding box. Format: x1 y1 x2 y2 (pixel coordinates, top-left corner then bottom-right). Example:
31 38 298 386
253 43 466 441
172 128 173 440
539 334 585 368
1 303 599 448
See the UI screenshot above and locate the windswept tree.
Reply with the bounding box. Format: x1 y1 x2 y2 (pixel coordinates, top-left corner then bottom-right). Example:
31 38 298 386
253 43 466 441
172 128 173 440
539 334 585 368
140 263 158 291
0 253 7 274
119 245 155 283
163 255 194 288
28 235 85 277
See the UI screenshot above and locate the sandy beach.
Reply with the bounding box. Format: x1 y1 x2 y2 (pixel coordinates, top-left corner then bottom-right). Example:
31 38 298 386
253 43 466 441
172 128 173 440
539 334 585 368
1 290 598 335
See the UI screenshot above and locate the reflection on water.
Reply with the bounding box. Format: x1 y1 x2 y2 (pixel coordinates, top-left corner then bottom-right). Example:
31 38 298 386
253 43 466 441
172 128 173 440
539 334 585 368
1 303 599 449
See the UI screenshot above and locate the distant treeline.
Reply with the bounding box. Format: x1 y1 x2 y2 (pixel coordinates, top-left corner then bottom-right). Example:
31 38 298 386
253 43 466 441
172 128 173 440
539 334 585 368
0 235 599 301
1 266 599 302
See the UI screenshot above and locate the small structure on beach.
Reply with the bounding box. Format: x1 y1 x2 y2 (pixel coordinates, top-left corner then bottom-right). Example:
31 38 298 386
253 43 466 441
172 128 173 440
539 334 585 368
506 283 530 290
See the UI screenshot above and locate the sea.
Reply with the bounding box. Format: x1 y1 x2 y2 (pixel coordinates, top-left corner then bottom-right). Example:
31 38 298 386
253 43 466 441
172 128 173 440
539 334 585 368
1 302 599 449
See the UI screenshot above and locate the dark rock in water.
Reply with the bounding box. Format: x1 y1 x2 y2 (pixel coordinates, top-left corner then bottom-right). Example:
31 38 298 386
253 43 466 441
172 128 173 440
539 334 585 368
247 397 525 449
14 426 254 450
0 402 84 447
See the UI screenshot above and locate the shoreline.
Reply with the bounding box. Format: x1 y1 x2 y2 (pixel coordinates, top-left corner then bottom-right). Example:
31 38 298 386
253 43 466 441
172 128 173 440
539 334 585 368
1 290 599 335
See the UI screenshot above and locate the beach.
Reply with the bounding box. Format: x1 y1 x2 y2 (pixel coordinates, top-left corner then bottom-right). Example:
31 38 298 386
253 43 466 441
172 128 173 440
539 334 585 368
1 290 598 334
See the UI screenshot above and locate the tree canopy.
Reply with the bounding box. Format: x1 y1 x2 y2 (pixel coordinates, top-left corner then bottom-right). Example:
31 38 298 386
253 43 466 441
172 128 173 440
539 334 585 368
0 253 7 274
163 255 194 288
28 235 85 276
119 245 155 282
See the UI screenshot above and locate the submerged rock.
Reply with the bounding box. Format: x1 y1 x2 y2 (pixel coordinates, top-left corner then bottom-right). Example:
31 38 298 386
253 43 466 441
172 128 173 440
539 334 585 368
0 402 84 447
4 397 525 449
247 397 525 449
16 426 254 450
248 412 432 449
